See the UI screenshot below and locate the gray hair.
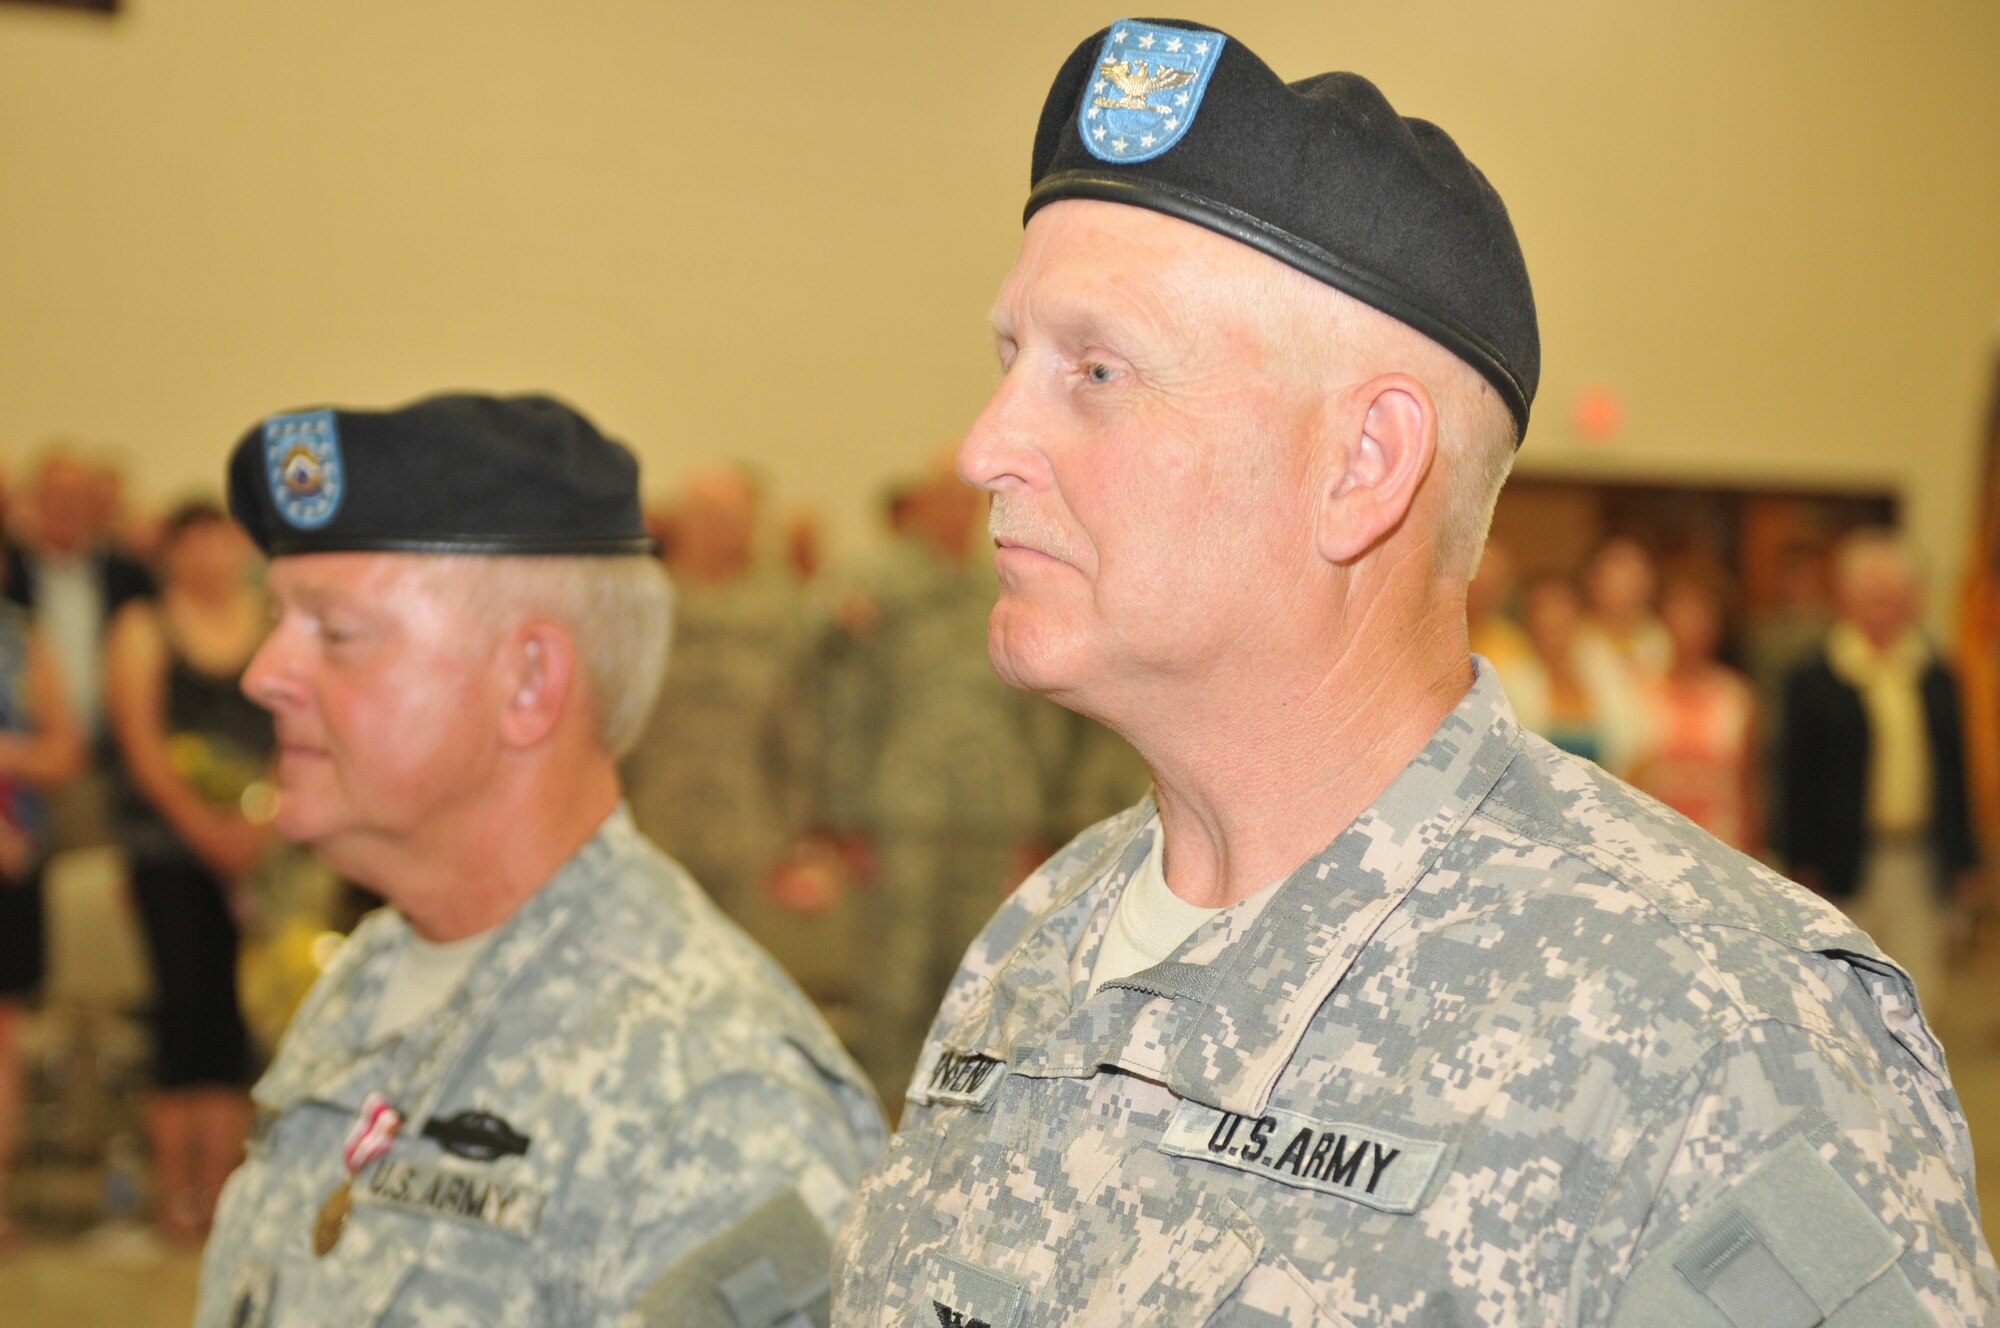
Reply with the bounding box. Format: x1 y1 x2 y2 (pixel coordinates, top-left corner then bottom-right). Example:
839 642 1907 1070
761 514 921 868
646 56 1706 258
1261 272 1518 581
424 553 673 758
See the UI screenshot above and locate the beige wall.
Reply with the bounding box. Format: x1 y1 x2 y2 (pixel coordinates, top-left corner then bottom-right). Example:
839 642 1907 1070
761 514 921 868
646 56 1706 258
3 1 1997 583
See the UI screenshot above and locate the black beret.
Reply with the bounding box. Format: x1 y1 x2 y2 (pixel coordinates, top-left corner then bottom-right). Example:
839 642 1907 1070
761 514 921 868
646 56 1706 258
227 392 652 557
1027 18 1539 437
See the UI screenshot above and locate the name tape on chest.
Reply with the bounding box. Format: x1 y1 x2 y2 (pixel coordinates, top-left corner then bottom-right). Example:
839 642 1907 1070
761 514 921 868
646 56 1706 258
1159 1099 1447 1214
909 1046 1008 1109
357 1157 545 1239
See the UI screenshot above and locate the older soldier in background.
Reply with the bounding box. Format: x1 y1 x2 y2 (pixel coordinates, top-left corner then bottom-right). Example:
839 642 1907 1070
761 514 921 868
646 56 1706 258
818 455 1067 1106
196 394 882 1328
832 18 1995 1326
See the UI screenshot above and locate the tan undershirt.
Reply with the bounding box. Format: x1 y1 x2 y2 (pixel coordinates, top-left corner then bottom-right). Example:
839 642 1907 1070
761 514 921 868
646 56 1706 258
1087 826 1283 999
366 925 496 1044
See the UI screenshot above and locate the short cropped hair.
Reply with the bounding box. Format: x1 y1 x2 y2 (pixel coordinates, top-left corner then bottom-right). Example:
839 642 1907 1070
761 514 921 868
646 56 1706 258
426 554 673 759
1263 272 1517 581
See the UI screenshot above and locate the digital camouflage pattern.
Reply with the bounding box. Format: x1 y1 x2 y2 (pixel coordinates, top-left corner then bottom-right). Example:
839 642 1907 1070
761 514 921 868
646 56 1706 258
197 808 885 1328
832 663 1997 1326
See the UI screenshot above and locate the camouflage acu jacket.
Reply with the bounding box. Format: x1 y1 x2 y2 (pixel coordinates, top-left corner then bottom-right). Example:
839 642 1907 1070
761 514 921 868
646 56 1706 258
198 808 885 1328
832 665 1997 1326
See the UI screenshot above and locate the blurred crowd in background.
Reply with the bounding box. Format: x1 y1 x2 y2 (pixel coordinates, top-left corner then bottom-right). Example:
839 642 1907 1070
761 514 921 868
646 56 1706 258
0 439 1989 1260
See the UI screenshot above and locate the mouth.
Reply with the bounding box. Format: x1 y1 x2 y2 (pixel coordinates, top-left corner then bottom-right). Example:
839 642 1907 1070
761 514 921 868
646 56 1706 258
275 741 330 769
993 538 1065 567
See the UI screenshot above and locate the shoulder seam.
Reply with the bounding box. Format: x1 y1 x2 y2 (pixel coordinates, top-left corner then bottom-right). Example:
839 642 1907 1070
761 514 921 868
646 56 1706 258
1463 803 1833 1040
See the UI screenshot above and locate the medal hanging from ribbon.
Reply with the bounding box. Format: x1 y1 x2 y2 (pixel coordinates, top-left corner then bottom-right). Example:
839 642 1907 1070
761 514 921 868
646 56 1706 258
313 1091 402 1257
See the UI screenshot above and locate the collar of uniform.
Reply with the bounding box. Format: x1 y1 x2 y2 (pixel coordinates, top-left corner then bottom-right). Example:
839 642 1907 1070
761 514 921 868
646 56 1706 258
1179 665 1524 1116
252 804 637 1115
932 804 1158 1063
1166 664 1522 1116
945 664 1523 1118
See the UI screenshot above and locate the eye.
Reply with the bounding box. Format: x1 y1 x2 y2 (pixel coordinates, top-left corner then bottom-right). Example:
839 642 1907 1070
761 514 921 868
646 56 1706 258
1083 360 1118 384
317 616 362 647
993 334 1018 374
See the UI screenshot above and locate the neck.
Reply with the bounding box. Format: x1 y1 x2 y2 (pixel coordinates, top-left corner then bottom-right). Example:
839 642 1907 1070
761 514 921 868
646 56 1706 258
366 756 623 942
1115 582 1471 910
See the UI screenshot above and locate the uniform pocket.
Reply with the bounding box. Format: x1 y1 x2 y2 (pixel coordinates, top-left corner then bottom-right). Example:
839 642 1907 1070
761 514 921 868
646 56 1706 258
1213 1199 1360 1328
952 1144 1360 1320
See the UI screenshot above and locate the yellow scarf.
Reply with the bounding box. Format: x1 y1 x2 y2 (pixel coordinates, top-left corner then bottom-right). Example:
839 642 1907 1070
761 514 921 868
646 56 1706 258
1826 621 1932 833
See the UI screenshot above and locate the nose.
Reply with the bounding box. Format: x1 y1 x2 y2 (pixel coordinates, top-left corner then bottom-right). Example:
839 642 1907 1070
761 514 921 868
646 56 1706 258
240 619 303 714
958 369 1050 496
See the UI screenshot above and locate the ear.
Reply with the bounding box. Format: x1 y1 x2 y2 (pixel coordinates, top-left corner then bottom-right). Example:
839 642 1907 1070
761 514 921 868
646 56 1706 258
1314 373 1438 566
496 623 577 750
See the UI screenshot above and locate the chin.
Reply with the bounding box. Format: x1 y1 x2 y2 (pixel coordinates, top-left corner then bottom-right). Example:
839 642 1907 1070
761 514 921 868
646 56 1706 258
988 602 1092 703
271 786 344 849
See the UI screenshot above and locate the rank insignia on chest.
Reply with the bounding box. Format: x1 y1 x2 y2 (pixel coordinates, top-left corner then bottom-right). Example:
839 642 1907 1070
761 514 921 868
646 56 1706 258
1080 19 1226 165
1158 1098 1449 1214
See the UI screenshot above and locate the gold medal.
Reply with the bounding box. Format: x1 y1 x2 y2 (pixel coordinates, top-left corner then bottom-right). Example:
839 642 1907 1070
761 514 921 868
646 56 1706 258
312 1179 352 1257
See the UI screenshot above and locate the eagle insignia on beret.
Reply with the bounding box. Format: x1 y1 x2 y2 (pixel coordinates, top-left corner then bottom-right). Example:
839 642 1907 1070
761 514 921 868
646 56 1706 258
1080 19 1224 165
262 408 345 531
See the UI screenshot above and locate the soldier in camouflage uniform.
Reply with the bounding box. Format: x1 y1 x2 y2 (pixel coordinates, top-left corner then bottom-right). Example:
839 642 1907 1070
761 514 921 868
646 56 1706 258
620 465 854 1018
196 394 883 1327
832 19 1995 1326
819 461 1066 1106
624 465 810 921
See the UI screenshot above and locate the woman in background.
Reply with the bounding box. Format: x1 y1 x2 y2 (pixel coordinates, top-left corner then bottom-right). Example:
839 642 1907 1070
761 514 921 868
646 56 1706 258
0 509 84 1248
1631 577 1760 852
1504 573 1642 777
105 501 271 1244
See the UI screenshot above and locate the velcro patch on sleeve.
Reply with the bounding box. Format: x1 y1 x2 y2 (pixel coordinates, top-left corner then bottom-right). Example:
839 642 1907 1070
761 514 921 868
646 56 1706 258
628 1187 832 1328
1157 1098 1447 1214
1610 1133 1925 1328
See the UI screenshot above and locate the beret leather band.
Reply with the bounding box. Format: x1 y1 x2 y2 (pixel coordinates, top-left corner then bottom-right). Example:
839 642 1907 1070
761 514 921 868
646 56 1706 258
1024 172 1532 437
228 392 653 558
253 534 655 558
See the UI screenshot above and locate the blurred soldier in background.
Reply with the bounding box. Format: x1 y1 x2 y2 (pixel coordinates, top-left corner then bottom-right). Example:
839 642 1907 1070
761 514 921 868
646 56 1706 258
624 464 817 922
817 455 1067 1104
621 463 854 1026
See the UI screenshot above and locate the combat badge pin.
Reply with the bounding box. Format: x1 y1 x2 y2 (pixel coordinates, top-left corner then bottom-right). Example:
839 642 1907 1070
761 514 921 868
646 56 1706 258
421 1108 531 1162
1081 19 1225 165
314 1091 402 1257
